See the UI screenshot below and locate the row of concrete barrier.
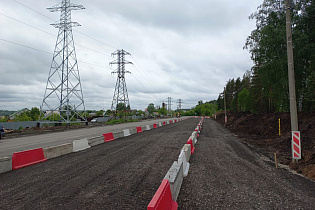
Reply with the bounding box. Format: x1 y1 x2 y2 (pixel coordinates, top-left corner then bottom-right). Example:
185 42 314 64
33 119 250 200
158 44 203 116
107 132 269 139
147 117 204 210
0 118 189 174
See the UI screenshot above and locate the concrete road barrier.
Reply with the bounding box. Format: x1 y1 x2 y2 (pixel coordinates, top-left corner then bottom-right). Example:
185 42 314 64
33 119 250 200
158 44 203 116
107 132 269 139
130 128 137 135
123 129 131 137
167 121 170 124
88 136 104 147
0 157 12 174
43 143 73 159
113 131 124 139
181 144 191 162
178 150 190 177
159 122 162 127
191 131 198 144
73 138 91 152
146 125 151 130
164 161 184 201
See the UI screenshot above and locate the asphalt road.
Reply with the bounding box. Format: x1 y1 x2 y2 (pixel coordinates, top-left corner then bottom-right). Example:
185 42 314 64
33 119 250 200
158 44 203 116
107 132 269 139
0 118 199 209
0 118 176 158
177 118 315 209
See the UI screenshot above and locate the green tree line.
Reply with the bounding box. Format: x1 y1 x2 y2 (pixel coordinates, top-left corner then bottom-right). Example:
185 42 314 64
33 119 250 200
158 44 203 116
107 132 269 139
217 0 315 113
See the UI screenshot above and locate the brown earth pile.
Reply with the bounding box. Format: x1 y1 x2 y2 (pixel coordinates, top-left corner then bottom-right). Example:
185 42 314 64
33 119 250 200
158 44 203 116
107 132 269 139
215 112 315 181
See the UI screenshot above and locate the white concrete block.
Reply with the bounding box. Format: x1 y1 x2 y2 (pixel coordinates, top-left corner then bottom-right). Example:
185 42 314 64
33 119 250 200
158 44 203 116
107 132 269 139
164 161 183 201
123 129 131 136
178 150 190 177
146 125 151 130
181 144 191 162
43 143 73 159
73 138 91 152
0 157 12 174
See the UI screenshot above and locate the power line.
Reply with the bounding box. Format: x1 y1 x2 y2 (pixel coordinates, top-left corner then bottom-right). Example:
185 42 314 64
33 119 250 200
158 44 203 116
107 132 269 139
0 12 111 57
0 38 109 69
10 0 118 50
0 38 52 54
0 12 56 37
10 0 55 21
130 56 166 102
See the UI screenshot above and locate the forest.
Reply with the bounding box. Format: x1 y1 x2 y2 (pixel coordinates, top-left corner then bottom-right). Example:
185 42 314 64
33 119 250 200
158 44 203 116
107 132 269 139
216 0 315 113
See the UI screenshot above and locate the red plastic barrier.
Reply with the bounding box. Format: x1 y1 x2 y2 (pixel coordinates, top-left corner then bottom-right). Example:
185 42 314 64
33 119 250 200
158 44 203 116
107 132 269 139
170 120 173 124
153 124 157 128
187 138 195 154
147 179 178 210
12 148 47 170
136 127 143 133
103 132 115 142
195 128 199 138
175 119 177 123
163 122 166 125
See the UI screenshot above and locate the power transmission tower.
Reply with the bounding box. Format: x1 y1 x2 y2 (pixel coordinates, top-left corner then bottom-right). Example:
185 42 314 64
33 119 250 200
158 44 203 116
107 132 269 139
39 0 86 126
110 49 132 120
167 97 173 117
177 99 182 110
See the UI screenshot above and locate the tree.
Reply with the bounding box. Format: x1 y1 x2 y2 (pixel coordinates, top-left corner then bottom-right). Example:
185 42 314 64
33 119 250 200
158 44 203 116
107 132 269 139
15 112 32 121
105 109 112 115
238 88 251 112
95 110 104 116
30 107 40 121
147 103 155 114
158 107 167 115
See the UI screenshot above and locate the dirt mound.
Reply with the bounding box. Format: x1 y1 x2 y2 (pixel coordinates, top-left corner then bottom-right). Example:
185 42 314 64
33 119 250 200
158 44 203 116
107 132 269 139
216 112 315 181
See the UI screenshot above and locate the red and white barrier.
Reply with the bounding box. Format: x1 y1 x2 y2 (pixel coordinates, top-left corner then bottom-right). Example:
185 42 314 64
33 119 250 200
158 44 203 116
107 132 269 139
12 148 47 170
178 150 189 177
147 179 178 210
136 126 143 133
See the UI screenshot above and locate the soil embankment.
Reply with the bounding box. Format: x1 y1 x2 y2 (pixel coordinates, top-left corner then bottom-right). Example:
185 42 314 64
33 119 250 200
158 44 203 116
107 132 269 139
216 112 315 180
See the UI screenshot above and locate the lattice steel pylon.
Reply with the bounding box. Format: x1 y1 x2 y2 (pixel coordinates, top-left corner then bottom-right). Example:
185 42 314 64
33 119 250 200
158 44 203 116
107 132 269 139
39 0 86 125
167 97 173 116
110 49 133 119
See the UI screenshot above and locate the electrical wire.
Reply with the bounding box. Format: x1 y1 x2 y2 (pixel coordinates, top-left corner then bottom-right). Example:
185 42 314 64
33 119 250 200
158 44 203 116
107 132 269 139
0 38 110 69
7 0 168 106
10 0 118 50
0 12 111 57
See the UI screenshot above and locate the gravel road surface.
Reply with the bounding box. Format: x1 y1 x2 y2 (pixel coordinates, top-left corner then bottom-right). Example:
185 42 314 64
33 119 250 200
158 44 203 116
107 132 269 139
177 118 315 209
0 118 175 157
0 118 199 209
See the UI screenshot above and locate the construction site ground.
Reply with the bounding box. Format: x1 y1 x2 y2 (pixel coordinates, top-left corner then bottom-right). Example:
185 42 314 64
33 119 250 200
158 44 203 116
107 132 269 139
177 118 315 209
215 112 315 181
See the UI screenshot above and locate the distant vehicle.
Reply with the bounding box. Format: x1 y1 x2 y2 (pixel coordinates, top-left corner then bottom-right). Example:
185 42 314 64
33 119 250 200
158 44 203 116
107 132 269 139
91 117 109 123
0 124 5 139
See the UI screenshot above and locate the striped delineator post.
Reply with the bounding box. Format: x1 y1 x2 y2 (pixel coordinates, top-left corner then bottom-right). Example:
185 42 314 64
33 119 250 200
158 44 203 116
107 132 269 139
292 131 301 159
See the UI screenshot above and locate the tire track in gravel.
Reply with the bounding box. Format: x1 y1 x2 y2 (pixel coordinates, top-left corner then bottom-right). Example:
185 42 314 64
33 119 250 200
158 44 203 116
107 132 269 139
177 118 315 209
0 118 199 209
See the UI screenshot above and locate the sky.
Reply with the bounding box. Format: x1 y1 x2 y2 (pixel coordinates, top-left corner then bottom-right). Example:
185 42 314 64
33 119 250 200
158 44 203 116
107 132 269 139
0 0 262 111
